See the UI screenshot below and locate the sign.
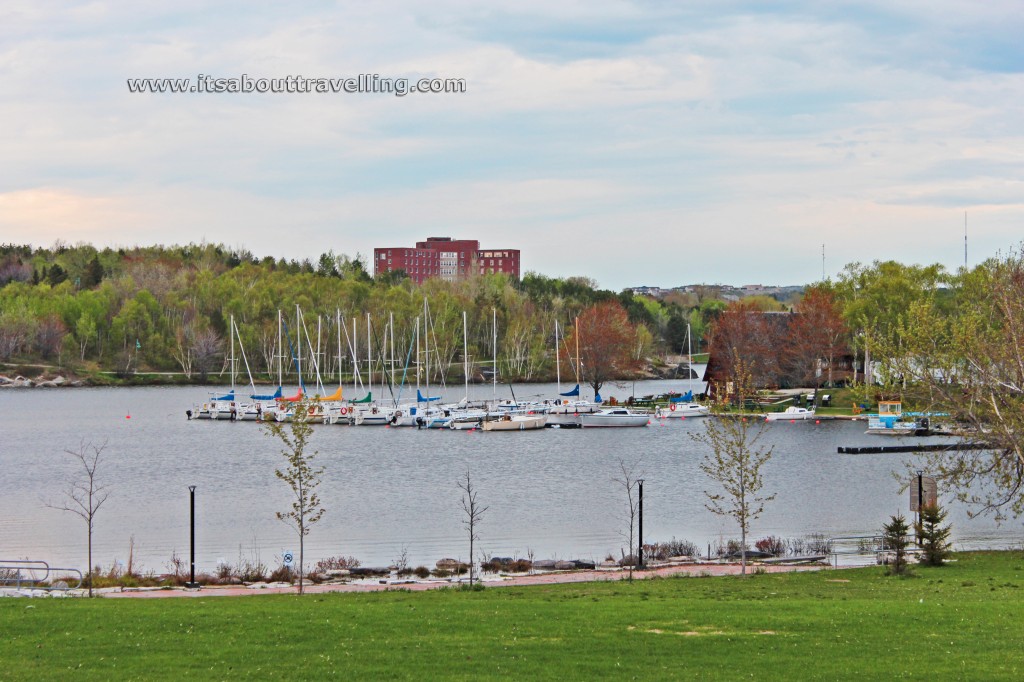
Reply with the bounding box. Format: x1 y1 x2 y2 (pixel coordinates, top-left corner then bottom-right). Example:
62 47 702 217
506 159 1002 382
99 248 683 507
910 476 938 511
282 551 294 567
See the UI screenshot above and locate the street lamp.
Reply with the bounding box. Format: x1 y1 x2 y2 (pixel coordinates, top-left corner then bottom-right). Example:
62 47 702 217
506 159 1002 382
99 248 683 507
185 485 200 588
637 479 645 569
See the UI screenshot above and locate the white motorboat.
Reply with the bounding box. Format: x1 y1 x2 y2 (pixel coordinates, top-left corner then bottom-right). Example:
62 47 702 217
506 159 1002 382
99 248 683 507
579 408 651 428
765 406 816 421
656 402 710 419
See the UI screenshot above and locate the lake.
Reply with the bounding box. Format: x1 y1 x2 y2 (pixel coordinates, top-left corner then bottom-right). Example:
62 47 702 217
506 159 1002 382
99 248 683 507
1 379 1020 574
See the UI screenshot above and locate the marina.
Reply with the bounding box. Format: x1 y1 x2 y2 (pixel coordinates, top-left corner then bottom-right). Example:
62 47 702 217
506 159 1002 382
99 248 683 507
2 382 1020 576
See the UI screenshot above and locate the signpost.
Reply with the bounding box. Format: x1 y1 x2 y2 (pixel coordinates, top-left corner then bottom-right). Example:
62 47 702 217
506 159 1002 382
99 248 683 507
911 472 938 546
282 551 294 567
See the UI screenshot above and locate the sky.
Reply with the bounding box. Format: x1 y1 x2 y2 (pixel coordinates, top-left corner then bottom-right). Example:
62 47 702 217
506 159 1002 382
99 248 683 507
1 1 1022 290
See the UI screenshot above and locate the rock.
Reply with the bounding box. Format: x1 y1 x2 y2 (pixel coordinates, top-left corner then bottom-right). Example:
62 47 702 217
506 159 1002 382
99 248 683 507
618 555 639 567
324 569 350 578
435 558 460 570
572 560 596 570
0 375 11 385
349 567 389 576
554 561 575 570
532 559 557 570
52 375 66 386
37 381 58 388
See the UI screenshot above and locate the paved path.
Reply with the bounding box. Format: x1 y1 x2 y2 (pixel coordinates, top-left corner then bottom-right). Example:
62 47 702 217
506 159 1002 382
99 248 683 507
104 562 830 599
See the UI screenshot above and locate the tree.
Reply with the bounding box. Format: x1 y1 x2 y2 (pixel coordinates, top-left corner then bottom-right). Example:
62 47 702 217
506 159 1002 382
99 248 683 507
916 504 952 567
706 301 784 392
612 459 644 581
885 249 1024 520
563 301 646 397
882 513 912 576
784 288 849 390
46 441 111 597
263 398 325 595
458 472 488 586
190 327 223 381
692 355 775 575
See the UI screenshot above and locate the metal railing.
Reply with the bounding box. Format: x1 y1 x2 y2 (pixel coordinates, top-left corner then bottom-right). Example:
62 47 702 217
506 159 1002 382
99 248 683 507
0 560 83 592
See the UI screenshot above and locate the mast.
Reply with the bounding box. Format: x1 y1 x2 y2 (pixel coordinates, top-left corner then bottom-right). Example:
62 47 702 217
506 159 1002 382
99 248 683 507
555 319 561 395
492 307 497 400
352 316 359 393
295 304 302 388
366 312 372 393
424 297 430 399
575 315 581 389
687 322 694 396
389 311 395 397
276 309 282 388
229 313 236 392
415 315 421 392
463 310 469 401
337 309 343 390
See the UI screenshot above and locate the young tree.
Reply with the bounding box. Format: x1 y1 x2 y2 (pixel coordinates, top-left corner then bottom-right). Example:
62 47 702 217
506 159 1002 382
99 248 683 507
562 301 646 397
916 504 952 567
458 472 488 586
692 355 775 575
612 459 644 581
882 513 912 576
46 441 111 597
263 398 325 595
705 301 784 393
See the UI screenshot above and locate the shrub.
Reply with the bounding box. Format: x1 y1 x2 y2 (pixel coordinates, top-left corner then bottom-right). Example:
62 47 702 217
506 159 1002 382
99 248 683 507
413 566 431 579
645 538 700 560
755 536 786 557
805 533 833 555
269 565 294 583
313 555 361 573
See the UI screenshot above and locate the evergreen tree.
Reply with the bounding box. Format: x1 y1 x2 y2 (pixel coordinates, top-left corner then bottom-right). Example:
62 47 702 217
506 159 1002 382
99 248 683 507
916 503 952 566
83 255 104 287
883 513 912 576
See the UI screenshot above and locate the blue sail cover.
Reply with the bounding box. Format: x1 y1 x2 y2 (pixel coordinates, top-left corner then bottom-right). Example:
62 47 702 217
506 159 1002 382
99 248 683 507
214 391 235 401
559 384 580 397
594 393 602 403
417 389 441 402
250 386 283 401
669 391 694 403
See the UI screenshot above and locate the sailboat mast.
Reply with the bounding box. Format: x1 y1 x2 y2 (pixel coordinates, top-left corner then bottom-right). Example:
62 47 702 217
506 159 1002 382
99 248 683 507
230 314 236 391
366 312 372 392
295 305 302 388
575 316 581 387
337 309 343 390
424 298 430 399
555 319 561 395
390 311 395 395
463 310 469 401
415 316 421 392
492 307 497 400
276 309 282 388
687 322 694 396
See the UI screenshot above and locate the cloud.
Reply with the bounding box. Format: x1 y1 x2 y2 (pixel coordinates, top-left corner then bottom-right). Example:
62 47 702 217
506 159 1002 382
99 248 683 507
1 1 1022 289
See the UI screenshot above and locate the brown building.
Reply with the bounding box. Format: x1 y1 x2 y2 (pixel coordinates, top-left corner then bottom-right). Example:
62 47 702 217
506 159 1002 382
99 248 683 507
373 237 520 284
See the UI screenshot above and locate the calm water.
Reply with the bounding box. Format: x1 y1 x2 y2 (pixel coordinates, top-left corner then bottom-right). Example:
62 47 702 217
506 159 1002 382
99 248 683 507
1 380 1021 574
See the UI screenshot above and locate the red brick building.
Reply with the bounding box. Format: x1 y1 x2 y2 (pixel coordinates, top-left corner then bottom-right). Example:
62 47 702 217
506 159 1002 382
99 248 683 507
373 237 521 284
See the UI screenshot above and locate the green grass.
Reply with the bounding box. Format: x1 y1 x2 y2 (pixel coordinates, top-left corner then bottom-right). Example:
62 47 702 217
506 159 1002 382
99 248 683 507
3 552 1023 680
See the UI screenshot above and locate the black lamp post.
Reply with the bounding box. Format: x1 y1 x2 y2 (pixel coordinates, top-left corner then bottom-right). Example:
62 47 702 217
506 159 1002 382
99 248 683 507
637 478 645 569
185 485 200 588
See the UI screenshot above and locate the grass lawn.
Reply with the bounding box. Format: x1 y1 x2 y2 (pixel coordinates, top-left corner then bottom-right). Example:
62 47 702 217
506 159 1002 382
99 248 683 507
3 552 1023 680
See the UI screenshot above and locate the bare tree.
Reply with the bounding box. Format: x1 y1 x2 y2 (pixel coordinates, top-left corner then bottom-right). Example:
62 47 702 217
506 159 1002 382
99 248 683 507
612 459 644 581
46 440 111 597
191 328 223 381
458 472 488 586
263 398 325 594
691 355 776 575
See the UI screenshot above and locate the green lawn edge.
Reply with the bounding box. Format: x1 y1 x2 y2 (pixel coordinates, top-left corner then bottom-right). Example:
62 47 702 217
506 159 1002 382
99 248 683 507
3 551 1023 680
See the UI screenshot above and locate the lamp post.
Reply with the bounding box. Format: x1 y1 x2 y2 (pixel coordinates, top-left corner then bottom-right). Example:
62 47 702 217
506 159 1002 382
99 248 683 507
185 485 199 588
916 470 923 547
637 478 644 569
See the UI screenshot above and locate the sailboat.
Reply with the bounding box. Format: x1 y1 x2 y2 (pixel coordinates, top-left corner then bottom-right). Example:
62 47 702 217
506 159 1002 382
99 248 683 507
546 318 604 428
656 324 710 419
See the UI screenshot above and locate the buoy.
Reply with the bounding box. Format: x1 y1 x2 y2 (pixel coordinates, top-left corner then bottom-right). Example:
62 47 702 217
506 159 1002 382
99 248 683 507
815 420 821 424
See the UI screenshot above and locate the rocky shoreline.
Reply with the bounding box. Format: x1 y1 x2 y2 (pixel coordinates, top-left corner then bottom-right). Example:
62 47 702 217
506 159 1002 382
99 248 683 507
0 374 86 388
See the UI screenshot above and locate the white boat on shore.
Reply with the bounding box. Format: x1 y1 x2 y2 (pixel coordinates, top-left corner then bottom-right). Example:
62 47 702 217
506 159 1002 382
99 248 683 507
579 408 651 428
765 406 816 421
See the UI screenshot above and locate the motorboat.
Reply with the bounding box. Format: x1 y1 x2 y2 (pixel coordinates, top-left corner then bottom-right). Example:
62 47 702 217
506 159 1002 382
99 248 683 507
579 408 651 428
655 402 710 419
765 406 816 421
